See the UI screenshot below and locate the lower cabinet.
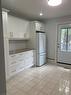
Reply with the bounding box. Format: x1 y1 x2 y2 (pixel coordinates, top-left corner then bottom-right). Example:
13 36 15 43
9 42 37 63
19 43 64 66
8 50 34 78
24 57 33 68
8 64 17 77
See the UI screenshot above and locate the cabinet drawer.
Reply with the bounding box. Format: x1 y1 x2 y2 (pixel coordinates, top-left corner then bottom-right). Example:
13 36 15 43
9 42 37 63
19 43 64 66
17 60 25 70
8 60 19 67
25 57 33 66
9 53 24 62
18 53 25 60
8 51 34 78
24 51 33 58
8 65 17 76
10 54 19 61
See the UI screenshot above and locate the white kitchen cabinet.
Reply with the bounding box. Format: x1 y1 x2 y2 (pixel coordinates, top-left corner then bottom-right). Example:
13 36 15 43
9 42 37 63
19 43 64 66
2 11 8 38
17 60 25 71
28 21 45 50
24 57 33 68
3 37 10 79
8 63 17 77
7 15 30 40
24 50 33 58
8 50 34 78
35 21 45 31
24 51 33 68
2 11 10 80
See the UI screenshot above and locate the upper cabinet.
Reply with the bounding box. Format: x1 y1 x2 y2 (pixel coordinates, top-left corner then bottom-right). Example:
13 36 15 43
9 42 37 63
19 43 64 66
34 21 45 31
2 13 30 40
8 15 30 39
7 15 30 40
2 13 45 40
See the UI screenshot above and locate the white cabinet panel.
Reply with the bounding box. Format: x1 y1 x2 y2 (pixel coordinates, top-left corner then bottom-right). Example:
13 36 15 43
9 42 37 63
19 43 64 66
2 12 8 38
7 15 30 40
24 57 33 68
35 21 45 31
16 60 25 71
8 64 17 76
9 54 19 62
8 50 34 78
24 50 33 58
9 60 17 66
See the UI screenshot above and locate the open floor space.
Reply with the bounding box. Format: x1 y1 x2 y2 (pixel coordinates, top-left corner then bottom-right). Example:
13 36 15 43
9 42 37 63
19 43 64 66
7 64 71 95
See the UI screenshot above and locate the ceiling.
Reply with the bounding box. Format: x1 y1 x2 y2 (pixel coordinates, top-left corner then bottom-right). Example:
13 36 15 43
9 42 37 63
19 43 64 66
2 0 71 20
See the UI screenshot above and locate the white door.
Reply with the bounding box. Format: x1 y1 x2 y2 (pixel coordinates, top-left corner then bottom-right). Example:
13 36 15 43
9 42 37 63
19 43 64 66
37 32 46 54
57 24 71 64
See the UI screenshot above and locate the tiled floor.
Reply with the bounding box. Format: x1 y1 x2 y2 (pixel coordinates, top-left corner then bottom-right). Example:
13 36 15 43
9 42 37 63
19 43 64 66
6 64 71 95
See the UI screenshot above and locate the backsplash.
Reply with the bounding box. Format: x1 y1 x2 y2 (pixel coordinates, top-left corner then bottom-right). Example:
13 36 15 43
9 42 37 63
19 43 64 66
9 40 27 51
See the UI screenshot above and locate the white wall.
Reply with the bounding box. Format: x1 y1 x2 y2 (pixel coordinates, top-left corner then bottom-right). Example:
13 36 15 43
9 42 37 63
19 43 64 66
45 16 71 63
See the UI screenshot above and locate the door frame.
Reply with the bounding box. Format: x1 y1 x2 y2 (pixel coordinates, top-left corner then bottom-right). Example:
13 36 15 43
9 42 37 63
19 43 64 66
56 22 71 63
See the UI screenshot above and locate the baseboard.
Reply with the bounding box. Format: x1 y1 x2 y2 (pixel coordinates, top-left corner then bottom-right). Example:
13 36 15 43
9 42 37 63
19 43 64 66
57 62 71 65
57 62 71 69
47 58 56 64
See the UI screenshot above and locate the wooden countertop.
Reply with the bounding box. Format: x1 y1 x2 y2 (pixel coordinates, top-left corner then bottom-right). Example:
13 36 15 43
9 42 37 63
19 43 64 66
9 49 34 55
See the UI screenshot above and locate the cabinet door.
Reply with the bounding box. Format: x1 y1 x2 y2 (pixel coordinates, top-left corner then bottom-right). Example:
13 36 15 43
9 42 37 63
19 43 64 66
35 21 45 31
9 54 19 61
23 21 30 39
8 51 34 78
35 22 40 31
7 15 30 39
8 65 17 77
24 50 33 58
17 60 25 71
10 31 20 39
40 23 45 31
2 12 8 38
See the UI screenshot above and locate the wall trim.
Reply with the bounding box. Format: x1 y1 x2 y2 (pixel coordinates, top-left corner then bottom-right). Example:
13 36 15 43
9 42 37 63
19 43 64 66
47 57 55 60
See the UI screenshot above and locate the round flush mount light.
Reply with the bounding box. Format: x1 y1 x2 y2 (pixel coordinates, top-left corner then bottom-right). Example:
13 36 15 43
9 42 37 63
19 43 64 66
48 0 62 6
40 13 43 16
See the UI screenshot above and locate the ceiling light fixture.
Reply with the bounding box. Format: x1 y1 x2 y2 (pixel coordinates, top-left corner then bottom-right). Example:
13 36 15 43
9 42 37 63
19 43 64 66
48 0 62 6
40 13 43 16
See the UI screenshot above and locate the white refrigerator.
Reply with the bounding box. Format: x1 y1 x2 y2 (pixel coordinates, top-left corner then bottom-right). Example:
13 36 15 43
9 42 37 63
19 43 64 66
36 31 46 66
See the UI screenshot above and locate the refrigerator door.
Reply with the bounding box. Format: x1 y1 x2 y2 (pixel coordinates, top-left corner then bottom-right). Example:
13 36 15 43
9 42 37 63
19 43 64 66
38 53 46 66
36 32 46 54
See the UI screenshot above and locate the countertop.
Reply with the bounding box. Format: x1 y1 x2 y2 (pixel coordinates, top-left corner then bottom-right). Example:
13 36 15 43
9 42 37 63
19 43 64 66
9 48 34 55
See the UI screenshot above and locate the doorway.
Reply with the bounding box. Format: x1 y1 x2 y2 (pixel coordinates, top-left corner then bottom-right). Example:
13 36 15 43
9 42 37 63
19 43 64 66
57 24 71 64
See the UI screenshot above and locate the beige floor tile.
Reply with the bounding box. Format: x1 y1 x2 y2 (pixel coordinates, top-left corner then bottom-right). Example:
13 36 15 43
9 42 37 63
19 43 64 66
6 64 71 95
